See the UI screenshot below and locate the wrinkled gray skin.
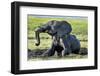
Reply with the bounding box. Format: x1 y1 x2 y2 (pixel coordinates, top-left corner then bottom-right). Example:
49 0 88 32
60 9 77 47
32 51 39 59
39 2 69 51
35 20 80 57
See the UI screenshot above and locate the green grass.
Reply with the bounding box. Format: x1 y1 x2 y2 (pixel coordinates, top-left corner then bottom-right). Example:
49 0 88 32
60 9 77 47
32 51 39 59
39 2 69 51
27 15 88 60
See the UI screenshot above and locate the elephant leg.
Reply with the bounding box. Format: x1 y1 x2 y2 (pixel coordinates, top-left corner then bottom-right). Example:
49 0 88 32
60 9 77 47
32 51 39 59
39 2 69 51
71 40 80 54
61 38 71 56
42 43 56 57
55 45 63 57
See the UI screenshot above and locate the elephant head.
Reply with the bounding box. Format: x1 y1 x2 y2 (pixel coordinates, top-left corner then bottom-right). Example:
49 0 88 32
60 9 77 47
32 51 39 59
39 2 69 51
35 20 72 46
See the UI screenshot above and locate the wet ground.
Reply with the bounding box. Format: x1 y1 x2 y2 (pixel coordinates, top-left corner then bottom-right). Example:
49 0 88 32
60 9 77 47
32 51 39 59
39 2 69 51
28 48 88 60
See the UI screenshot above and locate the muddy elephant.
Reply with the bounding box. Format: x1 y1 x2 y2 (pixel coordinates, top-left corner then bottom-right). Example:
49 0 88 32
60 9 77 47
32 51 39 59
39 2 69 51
35 20 80 57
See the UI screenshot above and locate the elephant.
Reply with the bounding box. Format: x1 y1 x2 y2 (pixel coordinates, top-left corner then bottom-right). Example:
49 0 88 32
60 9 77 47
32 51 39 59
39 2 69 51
35 20 80 57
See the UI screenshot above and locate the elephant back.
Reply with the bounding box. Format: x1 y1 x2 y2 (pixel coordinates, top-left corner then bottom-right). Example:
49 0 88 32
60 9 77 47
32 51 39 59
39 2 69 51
53 20 72 37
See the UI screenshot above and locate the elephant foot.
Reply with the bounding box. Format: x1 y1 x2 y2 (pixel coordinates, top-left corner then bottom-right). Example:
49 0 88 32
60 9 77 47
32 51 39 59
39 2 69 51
62 49 71 56
57 52 62 57
62 52 70 56
63 52 70 56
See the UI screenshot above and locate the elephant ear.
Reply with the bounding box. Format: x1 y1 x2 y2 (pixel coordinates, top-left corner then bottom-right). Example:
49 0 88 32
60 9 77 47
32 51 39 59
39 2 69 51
53 21 72 37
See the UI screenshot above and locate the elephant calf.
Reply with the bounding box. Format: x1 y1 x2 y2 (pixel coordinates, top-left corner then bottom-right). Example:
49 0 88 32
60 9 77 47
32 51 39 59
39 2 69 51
35 20 80 57
42 34 80 57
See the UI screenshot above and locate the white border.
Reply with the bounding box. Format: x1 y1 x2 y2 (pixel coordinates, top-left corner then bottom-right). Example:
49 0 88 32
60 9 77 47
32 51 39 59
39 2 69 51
20 6 95 70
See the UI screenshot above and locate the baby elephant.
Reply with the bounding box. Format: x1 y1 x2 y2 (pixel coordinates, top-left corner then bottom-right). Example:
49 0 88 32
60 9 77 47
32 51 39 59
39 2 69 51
35 20 80 57
42 34 80 57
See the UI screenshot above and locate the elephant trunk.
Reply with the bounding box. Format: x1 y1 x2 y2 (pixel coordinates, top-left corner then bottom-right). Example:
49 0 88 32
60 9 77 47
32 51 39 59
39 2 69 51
35 30 40 46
